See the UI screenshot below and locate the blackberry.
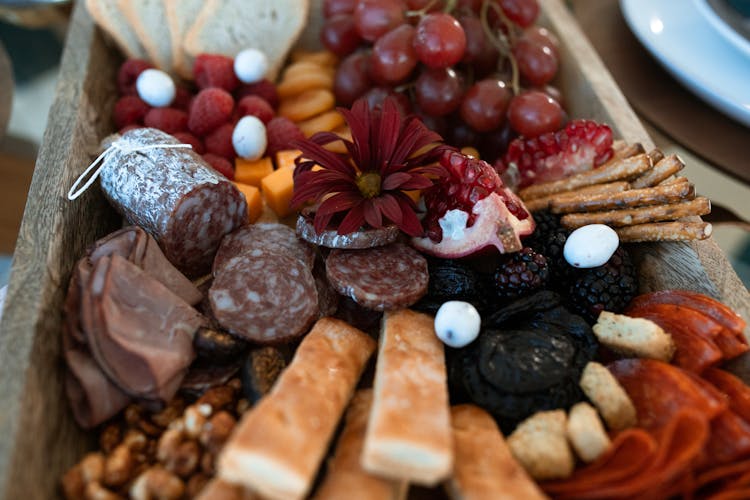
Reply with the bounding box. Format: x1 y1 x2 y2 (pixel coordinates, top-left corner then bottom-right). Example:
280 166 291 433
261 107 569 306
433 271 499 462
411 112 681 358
415 258 487 314
524 210 570 286
566 246 639 323
490 247 550 300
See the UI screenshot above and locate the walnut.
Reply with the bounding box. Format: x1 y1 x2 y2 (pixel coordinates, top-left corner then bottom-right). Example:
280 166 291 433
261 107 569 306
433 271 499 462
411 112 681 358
236 399 250 415
103 444 135 488
166 440 201 478
99 424 122 454
150 398 186 428
124 405 161 437
200 411 236 455
122 429 148 453
196 385 236 412
61 452 105 499
130 467 185 500
183 404 210 439
84 481 122 500
61 466 85 500
200 451 216 476
80 452 106 483
157 428 184 463
185 474 210 498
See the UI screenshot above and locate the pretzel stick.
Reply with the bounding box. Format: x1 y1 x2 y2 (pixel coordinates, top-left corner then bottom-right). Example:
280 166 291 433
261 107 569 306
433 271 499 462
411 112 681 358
660 176 689 186
525 182 631 212
550 182 695 214
630 154 685 189
647 148 665 165
612 141 645 160
615 221 712 242
519 154 651 200
560 197 711 229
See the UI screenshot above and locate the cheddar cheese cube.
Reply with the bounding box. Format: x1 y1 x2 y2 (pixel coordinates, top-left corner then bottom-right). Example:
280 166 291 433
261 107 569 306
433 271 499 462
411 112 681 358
261 167 295 218
275 150 303 170
233 182 264 223
235 157 274 187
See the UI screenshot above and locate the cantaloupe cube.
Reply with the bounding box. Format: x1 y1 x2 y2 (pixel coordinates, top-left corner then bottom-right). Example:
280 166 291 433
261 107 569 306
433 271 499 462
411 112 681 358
404 190 421 204
261 166 295 217
235 157 274 187
233 182 264 223
275 149 303 170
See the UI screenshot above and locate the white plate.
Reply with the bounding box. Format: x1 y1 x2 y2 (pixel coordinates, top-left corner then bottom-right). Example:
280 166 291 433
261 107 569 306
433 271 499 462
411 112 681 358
694 0 750 58
620 0 750 127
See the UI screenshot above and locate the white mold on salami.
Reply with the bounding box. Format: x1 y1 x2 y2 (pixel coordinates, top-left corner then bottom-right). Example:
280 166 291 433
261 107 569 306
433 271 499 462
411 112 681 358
296 213 401 249
325 243 429 311
98 128 247 277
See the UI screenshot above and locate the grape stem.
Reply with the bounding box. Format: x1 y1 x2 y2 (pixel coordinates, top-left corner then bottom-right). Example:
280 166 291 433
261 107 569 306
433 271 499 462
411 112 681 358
480 0 520 95
405 0 441 18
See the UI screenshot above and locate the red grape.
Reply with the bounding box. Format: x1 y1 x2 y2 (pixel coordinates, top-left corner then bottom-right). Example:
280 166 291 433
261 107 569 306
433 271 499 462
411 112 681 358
414 107 448 137
448 121 480 148
456 0 483 13
414 13 466 69
523 25 561 57
458 15 485 63
460 79 512 132
513 37 558 86
323 0 357 18
354 0 407 42
507 90 563 137
497 0 539 28
406 0 444 11
537 84 564 107
415 67 464 117
362 87 412 114
370 24 418 84
335 51 372 106
321 14 363 56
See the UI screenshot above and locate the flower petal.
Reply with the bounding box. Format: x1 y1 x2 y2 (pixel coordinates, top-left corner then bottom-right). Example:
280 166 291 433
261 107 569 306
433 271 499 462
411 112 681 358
362 200 383 228
290 137 355 176
393 191 424 236
316 190 361 216
381 171 413 190
337 202 366 235
340 100 371 170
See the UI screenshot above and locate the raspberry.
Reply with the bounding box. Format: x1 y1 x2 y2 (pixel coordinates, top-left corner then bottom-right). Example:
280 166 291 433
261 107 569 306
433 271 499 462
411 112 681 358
172 131 205 155
265 117 305 157
172 86 193 111
235 79 279 109
203 153 234 180
188 88 235 137
117 59 153 95
144 108 188 134
499 119 614 188
113 95 149 129
194 54 240 92
236 95 274 124
205 123 236 160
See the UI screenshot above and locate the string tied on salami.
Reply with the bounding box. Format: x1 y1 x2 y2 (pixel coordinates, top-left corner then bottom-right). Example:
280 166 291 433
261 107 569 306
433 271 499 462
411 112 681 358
67 138 193 201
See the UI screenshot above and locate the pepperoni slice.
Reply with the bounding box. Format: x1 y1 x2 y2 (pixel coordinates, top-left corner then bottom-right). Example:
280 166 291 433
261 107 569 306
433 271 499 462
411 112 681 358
704 368 750 424
700 410 750 467
628 290 746 336
609 359 727 430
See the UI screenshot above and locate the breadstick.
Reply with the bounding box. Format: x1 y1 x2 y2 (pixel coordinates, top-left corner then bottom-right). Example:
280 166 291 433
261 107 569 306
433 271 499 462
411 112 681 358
362 309 452 486
218 318 376 500
615 221 713 242
630 154 685 189
519 154 651 200
314 391 408 500
447 405 547 500
195 479 258 500
560 197 711 229
550 182 695 214
526 182 630 213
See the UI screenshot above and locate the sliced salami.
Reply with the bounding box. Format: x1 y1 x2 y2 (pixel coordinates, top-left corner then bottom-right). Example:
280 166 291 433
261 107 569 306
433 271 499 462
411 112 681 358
325 243 429 311
213 223 315 275
209 252 318 344
296 212 400 249
99 128 247 277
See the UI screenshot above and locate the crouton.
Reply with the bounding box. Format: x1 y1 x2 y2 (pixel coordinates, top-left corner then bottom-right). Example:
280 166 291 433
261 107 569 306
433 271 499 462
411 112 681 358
579 361 637 431
592 311 675 361
566 402 611 463
507 410 574 481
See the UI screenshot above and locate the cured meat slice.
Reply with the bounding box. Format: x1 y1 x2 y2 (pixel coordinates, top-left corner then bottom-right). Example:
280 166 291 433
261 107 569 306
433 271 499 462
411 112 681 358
99 128 247 277
609 359 726 430
701 410 750 466
704 368 750 423
325 243 428 311
81 254 203 402
209 252 318 343
296 212 400 249
89 226 202 305
213 223 315 274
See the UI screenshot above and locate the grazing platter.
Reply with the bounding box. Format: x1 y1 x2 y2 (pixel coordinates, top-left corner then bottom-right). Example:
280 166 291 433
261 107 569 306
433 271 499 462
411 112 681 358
0 0 748 499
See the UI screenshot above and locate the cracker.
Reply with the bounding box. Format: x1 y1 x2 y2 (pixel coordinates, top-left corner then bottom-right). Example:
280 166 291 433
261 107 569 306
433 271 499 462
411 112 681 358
507 410 574 481
579 362 637 431
592 311 675 362
566 402 611 463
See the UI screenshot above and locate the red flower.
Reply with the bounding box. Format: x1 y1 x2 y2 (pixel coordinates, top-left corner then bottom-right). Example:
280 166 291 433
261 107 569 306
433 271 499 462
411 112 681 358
290 97 448 236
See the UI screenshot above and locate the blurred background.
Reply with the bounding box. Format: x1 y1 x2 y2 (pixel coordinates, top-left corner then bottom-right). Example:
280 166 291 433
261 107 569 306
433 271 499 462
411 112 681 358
0 0 748 292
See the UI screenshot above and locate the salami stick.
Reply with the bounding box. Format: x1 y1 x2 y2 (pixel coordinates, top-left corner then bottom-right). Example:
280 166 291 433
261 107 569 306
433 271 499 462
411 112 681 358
560 197 711 229
550 182 695 214
631 154 685 189
525 182 630 213
615 221 713 242
520 154 651 200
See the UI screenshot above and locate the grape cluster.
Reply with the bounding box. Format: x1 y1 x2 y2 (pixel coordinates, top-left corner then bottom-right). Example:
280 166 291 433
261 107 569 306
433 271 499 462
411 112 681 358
322 0 564 163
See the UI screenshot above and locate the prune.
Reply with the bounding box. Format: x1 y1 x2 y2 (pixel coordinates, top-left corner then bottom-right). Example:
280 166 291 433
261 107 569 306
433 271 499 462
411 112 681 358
448 291 597 430
193 327 248 362
414 258 486 314
180 358 243 398
240 346 287 404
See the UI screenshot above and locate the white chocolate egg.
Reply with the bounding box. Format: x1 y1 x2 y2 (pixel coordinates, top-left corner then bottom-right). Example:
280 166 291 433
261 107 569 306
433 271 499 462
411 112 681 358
234 48 269 84
434 301 481 348
563 224 619 268
135 69 176 108
232 115 267 160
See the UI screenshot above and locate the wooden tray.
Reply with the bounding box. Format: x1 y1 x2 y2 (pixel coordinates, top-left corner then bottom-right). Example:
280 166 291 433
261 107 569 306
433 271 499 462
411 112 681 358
0 0 747 498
